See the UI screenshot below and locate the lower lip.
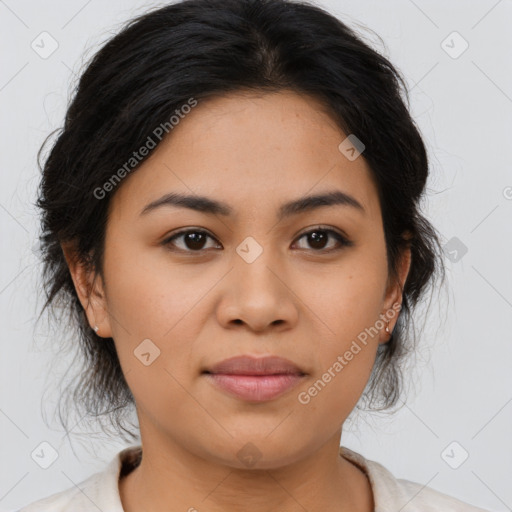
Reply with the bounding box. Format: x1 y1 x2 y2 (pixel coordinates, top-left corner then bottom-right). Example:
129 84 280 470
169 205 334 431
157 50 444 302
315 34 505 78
204 373 305 402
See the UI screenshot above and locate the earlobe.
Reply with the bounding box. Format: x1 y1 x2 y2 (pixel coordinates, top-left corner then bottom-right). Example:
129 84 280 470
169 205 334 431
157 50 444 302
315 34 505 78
61 241 112 337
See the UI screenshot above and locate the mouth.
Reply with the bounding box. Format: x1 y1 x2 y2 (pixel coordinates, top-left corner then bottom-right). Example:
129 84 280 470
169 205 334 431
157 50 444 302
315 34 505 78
202 355 307 402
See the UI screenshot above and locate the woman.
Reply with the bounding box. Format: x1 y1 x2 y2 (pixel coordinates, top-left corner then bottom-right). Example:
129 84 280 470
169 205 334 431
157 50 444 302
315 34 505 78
20 0 489 510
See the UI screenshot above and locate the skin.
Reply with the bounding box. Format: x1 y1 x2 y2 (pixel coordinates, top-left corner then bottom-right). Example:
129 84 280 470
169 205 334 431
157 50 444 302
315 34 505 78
63 90 411 512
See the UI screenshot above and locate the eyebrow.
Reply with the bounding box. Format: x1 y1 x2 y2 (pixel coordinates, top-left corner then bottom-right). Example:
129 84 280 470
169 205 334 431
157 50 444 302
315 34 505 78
139 190 365 220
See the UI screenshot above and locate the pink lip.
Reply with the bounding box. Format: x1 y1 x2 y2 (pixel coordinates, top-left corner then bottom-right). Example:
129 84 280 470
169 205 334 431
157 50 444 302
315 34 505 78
203 355 306 402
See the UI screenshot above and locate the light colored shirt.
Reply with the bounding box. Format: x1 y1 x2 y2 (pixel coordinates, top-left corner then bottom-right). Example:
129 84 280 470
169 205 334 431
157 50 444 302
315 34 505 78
17 444 490 511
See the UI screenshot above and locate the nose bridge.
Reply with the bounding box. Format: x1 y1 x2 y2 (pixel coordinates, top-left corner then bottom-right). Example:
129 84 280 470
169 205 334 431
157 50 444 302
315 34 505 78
216 236 297 331
233 235 284 300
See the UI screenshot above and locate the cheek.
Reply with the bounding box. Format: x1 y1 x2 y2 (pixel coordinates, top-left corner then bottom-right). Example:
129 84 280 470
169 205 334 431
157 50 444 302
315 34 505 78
296 257 388 344
295 329 378 431
102 239 209 387
291 254 387 403
103 236 203 335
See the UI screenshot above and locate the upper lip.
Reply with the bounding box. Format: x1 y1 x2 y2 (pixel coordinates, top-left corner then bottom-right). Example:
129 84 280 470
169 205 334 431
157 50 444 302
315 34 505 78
203 355 306 376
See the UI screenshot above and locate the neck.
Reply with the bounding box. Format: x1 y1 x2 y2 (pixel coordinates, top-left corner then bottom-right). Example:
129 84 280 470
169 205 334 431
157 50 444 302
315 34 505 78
119 432 373 512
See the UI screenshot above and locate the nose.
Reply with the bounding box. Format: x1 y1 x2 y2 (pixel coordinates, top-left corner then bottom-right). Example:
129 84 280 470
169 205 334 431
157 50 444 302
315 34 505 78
215 248 299 333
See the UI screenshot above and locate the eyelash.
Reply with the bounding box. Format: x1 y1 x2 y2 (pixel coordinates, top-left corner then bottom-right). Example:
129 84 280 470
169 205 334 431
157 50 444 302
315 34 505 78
161 226 353 255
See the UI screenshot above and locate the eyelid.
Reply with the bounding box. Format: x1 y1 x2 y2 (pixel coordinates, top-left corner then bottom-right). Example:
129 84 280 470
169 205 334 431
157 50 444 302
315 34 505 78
295 224 349 240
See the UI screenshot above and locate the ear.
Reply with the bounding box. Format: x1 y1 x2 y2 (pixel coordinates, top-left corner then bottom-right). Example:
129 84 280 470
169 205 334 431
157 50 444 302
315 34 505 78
380 241 412 344
61 241 113 338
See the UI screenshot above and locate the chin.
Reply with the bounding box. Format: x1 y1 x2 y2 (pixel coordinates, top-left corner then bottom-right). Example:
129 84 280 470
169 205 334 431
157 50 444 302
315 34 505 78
199 430 313 470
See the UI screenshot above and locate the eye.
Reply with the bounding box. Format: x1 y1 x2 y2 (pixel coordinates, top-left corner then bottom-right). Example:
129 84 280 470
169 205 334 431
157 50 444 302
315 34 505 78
162 228 222 253
162 226 352 254
292 226 353 252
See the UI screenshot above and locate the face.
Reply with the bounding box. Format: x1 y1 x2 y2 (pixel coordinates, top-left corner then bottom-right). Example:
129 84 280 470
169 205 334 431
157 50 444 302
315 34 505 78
65 90 410 469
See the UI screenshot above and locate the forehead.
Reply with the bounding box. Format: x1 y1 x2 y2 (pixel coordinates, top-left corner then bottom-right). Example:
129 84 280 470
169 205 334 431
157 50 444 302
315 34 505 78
108 90 380 223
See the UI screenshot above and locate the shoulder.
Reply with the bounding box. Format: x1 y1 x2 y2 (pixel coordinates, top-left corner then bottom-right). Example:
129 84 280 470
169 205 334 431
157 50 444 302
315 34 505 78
339 446 491 512
17 445 142 512
389 476 490 512
17 470 107 512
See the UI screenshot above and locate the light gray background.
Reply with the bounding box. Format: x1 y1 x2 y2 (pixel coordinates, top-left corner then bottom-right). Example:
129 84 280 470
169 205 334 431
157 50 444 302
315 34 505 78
1 1 511 511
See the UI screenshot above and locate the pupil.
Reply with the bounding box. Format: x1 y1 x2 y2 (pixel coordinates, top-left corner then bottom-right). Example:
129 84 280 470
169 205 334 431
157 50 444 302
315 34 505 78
309 231 327 249
186 233 205 250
